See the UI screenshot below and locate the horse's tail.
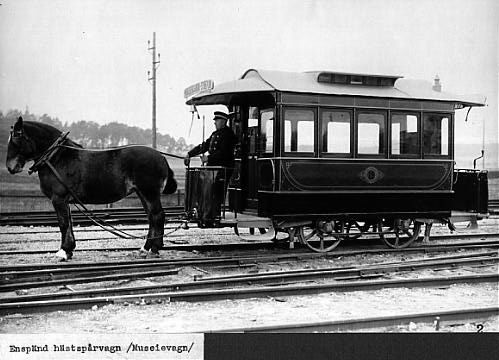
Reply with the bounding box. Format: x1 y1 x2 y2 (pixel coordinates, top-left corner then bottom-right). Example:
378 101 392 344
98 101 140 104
163 165 177 194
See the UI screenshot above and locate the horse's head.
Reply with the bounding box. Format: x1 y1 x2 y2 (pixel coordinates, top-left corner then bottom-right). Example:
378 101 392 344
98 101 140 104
6 117 37 174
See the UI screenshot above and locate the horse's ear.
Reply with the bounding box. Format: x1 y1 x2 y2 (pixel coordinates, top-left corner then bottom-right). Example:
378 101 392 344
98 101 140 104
13 117 23 132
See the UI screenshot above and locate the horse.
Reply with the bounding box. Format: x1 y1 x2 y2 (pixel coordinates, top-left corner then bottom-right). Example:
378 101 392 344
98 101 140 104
6 117 177 261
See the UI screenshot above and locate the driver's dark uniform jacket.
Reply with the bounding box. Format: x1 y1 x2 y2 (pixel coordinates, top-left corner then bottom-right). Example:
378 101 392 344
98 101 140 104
187 126 236 168
187 126 236 223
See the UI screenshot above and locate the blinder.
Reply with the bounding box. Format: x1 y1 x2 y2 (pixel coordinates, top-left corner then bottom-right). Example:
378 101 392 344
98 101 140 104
9 126 28 146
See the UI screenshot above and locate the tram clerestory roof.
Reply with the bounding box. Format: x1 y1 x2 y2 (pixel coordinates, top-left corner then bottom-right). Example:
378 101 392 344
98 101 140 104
185 69 486 108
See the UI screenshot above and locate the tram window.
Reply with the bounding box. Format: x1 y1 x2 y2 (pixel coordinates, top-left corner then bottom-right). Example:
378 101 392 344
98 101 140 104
391 113 419 156
321 110 351 153
357 112 386 155
284 121 291 152
260 109 274 153
297 122 314 152
423 114 449 156
284 109 315 153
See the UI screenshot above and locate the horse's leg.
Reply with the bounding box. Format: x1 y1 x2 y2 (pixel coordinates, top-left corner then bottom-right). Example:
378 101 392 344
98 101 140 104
148 196 165 254
136 191 153 253
52 196 76 261
137 190 164 255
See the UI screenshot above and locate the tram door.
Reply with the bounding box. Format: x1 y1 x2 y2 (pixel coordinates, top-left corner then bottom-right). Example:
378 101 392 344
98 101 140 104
230 106 273 213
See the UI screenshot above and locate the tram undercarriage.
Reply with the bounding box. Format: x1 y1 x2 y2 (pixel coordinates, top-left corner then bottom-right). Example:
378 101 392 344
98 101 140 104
184 166 488 253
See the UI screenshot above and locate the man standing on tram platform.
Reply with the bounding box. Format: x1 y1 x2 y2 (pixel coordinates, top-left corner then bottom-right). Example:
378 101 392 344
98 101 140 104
184 111 236 170
184 111 237 224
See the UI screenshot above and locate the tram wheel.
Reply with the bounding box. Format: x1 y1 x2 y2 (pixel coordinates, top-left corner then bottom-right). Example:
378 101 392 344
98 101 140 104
378 219 421 249
296 221 344 253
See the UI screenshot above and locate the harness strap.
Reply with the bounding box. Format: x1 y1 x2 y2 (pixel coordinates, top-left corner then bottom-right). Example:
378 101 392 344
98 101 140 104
28 132 70 175
158 151 184 159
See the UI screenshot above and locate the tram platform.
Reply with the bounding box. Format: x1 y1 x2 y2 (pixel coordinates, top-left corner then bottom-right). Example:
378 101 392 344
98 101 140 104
219 211 272 228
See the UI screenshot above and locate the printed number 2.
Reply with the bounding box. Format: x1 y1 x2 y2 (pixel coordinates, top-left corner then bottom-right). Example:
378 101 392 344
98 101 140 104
476 324 484 333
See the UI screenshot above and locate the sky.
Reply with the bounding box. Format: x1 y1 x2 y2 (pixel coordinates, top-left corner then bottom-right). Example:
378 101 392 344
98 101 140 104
0 0 497 167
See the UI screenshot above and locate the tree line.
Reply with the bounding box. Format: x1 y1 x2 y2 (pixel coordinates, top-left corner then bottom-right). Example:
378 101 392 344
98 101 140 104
0 109 190 154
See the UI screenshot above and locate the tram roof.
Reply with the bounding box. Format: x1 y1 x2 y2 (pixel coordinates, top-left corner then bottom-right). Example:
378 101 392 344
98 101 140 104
186 69 485 107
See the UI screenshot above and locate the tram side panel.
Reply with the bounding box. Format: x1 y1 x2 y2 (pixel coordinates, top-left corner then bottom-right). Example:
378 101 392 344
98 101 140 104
257 158 454 219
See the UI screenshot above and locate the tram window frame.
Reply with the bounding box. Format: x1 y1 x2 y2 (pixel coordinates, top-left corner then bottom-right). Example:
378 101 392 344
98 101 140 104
390 112 420 159
282 106 317 157
319 108 353 158
355 110 388 158
422 113 452 159
259 108 275 155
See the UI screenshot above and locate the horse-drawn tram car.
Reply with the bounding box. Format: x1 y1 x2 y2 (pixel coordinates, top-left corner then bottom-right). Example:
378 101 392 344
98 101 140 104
184 69 488 252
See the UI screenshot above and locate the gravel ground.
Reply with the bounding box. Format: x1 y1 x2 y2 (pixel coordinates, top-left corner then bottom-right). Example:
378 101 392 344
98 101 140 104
0 283 497 333
0 219 497 333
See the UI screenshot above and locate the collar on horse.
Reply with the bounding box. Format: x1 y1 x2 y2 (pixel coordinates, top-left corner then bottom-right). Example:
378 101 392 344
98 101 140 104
28 132 70 175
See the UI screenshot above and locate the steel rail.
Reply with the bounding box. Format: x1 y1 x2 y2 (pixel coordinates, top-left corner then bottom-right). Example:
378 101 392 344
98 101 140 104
0 273 496 315
0 206 184 217
0 207 186 226
207 306 499 333
0 240 284 256
0 261 185 286
0 214 185 227
0 209 184 218
0 254 266 284
0 268 179 292
0 230 229 243
0 225 202 236
192 251 499 284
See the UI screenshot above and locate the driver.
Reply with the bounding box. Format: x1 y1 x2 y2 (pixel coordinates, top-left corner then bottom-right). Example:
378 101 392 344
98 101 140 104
184 111 236 224
184 111 236 168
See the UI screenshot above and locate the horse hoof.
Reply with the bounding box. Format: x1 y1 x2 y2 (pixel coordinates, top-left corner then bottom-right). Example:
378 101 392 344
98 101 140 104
137 247 149 258
148 251 160 258
55 249 68 261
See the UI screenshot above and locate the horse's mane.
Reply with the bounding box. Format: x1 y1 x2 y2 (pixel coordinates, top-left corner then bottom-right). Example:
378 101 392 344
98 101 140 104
24 121 83 148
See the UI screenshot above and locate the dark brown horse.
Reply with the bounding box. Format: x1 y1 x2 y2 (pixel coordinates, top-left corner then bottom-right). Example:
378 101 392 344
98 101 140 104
6 117 177 261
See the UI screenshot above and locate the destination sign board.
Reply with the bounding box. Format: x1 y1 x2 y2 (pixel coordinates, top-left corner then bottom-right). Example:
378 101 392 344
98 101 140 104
184 80 214 99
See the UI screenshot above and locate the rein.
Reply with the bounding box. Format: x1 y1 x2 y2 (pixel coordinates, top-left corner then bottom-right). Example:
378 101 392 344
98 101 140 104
58 144 185 160
27 135 185 241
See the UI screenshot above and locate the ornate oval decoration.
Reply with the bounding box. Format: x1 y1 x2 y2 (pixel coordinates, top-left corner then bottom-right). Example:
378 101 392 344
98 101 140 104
359 166 384 184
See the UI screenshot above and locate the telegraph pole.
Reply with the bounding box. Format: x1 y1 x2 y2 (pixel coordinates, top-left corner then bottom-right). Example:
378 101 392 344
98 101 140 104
148 32 160 148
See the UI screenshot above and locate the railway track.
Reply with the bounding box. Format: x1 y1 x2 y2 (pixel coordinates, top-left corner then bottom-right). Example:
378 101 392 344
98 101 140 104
1 214 497 320
0 245 496 315
0 206 185 226
1 249 495 294
0 272 496 315
1 200 497 226
0 232 498 256
208 306 499 332
490 199 499 215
